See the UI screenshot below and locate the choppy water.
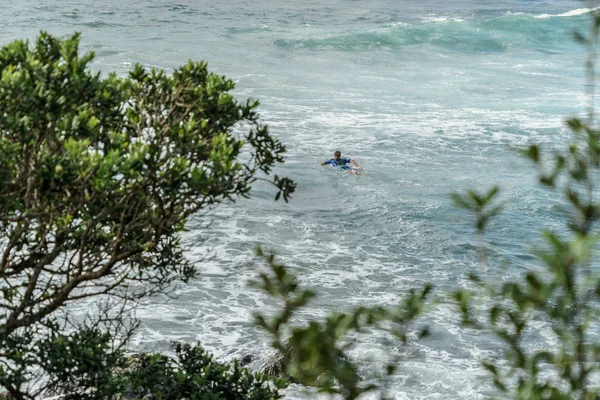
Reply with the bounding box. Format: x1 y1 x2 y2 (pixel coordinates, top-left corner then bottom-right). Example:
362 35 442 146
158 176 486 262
1 1 596 398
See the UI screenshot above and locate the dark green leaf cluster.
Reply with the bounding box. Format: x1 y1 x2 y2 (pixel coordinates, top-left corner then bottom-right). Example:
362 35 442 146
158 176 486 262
37 325 127 399
36 328 281 400
119 342 284 400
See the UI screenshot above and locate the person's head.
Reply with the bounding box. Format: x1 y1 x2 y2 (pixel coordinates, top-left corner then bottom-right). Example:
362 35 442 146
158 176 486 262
334 151 341 159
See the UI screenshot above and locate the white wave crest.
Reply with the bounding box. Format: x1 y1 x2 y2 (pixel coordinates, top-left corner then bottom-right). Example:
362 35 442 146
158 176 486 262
535 7 598 19
422 16 465 23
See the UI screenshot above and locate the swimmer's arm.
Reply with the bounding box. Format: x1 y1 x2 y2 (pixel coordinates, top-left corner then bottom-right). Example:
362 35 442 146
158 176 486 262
320 160 328 165
350 159 361 168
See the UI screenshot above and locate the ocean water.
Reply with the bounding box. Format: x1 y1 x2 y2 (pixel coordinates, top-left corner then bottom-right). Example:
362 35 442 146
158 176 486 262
0 1 595 398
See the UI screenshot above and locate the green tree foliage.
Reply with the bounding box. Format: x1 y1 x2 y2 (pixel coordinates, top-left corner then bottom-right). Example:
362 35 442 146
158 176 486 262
40 330 283 399
451 10 600 399
120 342 283 400
0 31 294 399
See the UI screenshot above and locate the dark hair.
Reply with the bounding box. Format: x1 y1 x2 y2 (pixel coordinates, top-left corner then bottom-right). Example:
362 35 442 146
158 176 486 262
334 151 341 157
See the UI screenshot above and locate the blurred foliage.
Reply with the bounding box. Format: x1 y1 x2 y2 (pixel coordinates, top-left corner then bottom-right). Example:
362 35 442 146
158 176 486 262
253 248 432 400
451 8 600 399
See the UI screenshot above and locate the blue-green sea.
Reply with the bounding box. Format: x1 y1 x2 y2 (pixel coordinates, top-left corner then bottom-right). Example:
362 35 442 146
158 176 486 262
1 1 596 398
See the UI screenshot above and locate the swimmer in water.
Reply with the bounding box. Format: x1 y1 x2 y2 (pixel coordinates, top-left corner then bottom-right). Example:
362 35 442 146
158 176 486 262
321 151 363 175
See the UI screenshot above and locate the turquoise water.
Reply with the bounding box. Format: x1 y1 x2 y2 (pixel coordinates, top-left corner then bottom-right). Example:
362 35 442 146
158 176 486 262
0 1 595 398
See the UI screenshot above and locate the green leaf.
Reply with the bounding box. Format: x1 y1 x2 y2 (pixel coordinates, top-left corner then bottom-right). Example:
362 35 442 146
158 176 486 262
567 117 585 132
521 144 540 163
572 31 588 44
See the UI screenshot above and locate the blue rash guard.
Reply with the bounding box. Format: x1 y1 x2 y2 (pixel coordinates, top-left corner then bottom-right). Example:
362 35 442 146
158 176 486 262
324 157 352 170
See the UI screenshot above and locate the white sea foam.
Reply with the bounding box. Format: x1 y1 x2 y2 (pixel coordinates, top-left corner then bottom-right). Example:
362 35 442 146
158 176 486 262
535 7 599 19
389 21 410 27
422 16 465 23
